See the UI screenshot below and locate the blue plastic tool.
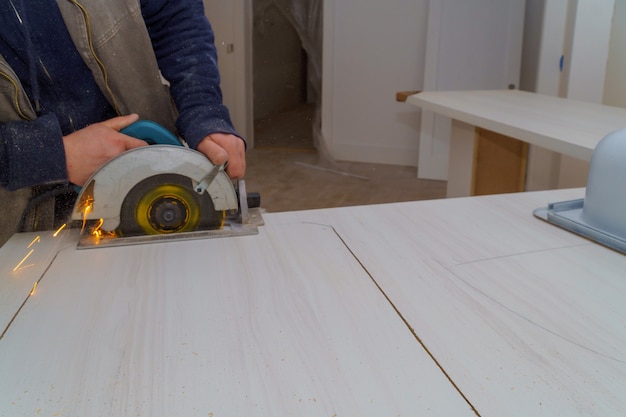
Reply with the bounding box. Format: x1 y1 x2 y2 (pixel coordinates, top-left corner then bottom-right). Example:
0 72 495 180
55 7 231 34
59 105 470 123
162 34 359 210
120 120 182 146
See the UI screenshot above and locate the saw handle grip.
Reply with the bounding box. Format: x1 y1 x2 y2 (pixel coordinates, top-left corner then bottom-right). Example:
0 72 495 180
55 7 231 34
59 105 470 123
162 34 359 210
120 120 182 146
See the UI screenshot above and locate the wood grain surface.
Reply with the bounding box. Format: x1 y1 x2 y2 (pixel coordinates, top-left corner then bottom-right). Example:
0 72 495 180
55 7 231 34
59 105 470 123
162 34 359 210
408 90 626 161
0 229 75 335
0 221 474 416
1 188 624 416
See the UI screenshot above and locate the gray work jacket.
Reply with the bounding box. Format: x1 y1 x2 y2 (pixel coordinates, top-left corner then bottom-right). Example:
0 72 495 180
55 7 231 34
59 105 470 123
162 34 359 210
0 0 177 132
0 0 178 245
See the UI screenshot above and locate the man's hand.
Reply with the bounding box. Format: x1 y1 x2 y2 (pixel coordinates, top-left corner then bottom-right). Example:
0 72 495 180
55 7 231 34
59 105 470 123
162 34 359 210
196 133 246 179
62 114 147 186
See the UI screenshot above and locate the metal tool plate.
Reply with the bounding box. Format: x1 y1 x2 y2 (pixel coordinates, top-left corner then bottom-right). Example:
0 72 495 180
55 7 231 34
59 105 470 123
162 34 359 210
77 208 264 249
534 199 626 255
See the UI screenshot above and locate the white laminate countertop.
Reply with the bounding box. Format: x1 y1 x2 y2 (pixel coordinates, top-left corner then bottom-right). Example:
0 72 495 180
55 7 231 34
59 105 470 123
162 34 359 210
408 89 626 160
1 188 625 416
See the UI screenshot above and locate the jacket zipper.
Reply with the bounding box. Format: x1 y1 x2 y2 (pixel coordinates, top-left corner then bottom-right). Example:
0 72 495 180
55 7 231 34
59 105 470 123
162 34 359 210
67 0 121 115
0 70 30 120
1 1 124 120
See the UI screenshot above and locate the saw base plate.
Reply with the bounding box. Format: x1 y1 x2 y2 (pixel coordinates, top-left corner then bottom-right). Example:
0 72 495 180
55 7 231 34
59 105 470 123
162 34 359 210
77 208 264 249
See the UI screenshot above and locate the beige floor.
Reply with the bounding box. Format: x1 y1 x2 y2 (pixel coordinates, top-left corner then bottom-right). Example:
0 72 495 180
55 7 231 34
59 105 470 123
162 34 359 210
247 104 447 213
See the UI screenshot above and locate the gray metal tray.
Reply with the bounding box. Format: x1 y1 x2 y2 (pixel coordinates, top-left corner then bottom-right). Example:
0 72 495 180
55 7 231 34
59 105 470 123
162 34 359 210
534 199 626 255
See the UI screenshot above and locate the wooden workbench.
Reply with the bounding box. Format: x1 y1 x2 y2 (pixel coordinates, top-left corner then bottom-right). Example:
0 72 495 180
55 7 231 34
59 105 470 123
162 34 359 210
408 90 626 196
1 188 625 416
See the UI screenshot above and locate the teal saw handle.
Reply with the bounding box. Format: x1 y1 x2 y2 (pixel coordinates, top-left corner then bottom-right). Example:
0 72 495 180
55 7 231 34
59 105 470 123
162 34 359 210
73 121 180 192
120 120 182 146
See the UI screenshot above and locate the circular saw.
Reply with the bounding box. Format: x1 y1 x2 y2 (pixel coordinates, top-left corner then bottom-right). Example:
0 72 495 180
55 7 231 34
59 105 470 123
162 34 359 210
71 121 262 248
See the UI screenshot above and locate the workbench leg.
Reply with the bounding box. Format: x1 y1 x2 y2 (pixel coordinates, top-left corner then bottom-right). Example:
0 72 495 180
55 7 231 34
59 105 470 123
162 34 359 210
446 120 475 197
447 121 529 197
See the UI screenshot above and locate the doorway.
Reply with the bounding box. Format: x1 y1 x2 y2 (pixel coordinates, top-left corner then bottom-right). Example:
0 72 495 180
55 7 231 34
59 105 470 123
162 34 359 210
252 0 322 151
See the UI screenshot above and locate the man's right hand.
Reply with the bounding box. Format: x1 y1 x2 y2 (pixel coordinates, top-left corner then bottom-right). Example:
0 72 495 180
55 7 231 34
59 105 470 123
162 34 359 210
62 114 147 186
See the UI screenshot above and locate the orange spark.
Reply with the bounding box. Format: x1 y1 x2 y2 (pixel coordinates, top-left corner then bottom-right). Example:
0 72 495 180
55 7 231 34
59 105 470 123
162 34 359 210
53 224 67 237
13 249 34 272
27 235 41 248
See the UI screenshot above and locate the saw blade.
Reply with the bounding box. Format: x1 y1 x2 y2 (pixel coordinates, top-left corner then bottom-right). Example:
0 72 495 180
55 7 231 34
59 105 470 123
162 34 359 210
117 173 225 237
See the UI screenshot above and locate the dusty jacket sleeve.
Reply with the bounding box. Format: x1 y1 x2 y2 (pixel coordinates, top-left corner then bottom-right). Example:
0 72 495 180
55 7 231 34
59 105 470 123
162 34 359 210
140 0 243 149
0 115 68 191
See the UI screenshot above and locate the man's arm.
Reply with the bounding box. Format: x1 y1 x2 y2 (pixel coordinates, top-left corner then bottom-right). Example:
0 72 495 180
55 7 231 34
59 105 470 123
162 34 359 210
140 0 246 178
0 114 148 190
0 115 67 190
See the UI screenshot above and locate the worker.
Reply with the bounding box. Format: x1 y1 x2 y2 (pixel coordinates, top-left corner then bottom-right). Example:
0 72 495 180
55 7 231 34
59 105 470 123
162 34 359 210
0 0 245 246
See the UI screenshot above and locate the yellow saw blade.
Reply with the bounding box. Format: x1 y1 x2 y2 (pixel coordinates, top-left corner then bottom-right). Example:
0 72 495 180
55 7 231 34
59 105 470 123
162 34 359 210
134 183 201 234
118 173 226 237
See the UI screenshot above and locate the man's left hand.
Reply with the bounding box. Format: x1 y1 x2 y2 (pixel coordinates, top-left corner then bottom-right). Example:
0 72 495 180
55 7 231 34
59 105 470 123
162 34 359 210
196 133 246 179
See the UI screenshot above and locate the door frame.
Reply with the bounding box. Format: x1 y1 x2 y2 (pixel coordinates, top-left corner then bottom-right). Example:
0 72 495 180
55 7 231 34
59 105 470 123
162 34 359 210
203 0 254 146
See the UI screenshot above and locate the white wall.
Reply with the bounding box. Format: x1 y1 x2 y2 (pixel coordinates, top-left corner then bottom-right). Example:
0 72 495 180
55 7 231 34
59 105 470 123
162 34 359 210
604 0 626 108
321 0 428 166
555 0 614 189
520 0 568 96
418 0 525 181
564 0 614 103
521 0 568 191
521 0 617 190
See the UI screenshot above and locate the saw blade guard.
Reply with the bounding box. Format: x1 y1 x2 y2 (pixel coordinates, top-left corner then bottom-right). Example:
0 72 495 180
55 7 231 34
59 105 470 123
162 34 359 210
71 145 239 232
